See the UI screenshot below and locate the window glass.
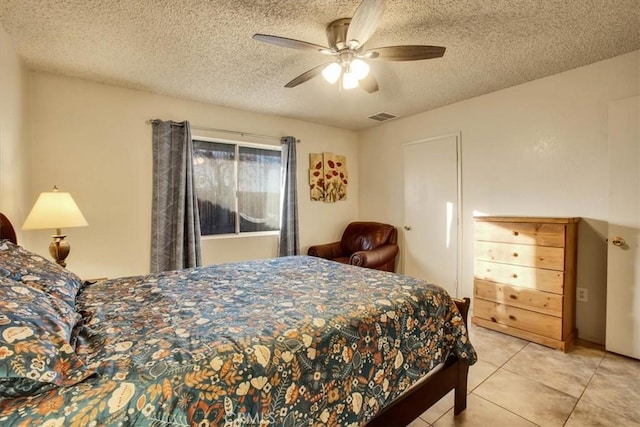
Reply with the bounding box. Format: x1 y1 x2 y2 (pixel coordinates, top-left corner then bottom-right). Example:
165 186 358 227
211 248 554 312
193 141 236 235
193 140 281 236
238 147 281 232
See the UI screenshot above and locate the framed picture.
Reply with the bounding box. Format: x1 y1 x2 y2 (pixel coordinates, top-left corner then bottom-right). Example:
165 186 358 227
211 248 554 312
309 153 348 202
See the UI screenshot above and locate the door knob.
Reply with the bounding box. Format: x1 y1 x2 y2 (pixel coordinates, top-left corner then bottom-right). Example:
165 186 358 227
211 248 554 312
611 236 626 247
404 226 412 231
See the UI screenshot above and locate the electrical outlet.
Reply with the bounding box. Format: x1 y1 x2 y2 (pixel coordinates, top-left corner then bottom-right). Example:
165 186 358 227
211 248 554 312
577 287 588 302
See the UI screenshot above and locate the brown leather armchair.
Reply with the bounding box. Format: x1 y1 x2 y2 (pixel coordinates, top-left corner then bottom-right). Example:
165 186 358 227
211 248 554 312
307 222 399 272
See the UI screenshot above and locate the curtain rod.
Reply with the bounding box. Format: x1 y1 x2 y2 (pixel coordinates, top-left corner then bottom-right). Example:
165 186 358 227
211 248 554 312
146 120 300 143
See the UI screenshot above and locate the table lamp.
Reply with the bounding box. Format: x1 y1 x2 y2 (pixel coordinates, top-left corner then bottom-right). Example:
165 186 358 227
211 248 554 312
22 186 88 267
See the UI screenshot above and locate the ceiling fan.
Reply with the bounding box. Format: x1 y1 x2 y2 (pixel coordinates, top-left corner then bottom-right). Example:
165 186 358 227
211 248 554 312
252 0 445 93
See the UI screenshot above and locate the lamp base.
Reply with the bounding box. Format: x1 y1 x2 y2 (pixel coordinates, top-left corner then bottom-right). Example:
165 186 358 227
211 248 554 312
49 235 70 268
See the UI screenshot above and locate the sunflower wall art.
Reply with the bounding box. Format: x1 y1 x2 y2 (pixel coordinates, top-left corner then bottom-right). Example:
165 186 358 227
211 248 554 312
309 153 348 202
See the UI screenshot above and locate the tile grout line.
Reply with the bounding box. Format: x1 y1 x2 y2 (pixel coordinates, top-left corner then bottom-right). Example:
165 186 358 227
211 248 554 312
427 339 531 426
561 350 640 425
561 348 607 426
459 327 640 426
499 355 594 399
473 392 542 427
467 341 545 426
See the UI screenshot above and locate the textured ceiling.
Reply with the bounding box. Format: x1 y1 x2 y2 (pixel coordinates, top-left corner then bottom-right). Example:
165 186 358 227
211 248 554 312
1 0 639 131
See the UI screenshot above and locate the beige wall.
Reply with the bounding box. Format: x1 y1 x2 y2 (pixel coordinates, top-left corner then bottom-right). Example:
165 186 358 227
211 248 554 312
358 50 640 344
0 24 30 238
9 21 639 344
27 73 358 279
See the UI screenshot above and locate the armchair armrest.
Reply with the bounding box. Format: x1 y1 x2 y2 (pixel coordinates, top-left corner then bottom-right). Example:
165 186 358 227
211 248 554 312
350 244 399 269
308 241 343 259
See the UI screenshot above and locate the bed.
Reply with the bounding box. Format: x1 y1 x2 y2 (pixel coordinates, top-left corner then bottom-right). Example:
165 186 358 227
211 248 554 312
0 213 476 426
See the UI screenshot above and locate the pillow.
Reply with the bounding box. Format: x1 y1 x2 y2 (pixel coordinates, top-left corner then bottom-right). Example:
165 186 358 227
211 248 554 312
0 240 83 310
0 277 94 397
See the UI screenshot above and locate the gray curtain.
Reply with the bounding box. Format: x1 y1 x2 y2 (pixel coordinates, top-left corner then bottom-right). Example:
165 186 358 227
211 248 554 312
279 136 299 256
151 120 202 272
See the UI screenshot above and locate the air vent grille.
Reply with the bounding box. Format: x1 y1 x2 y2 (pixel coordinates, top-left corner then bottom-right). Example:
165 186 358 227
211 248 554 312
368 112 398 122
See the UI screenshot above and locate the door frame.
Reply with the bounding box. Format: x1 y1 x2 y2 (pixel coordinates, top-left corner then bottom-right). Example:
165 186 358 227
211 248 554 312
402 132 462 297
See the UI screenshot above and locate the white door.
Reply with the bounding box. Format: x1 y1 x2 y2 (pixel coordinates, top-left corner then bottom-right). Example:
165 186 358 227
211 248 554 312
403 134 460 297
606 96 640 359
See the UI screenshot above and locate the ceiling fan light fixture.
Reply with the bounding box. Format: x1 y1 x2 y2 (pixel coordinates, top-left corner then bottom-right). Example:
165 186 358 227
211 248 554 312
253 0 444 94
342 72 359 90
347 39 360 50
350 58 370 80
322 62 342 84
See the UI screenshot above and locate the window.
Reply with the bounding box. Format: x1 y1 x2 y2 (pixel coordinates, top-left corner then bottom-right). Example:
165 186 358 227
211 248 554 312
193 138 281 236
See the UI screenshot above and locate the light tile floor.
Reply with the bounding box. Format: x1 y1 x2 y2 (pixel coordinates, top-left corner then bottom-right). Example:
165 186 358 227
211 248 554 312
409 324 640 427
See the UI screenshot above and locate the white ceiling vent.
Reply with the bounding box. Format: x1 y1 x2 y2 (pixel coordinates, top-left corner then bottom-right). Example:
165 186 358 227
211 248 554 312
368 112 398 122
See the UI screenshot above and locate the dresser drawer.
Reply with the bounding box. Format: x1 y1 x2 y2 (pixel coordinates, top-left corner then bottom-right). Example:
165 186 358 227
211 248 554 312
475 221 566 247
474 298 562 340
475 241 565 270
474 279 563 317
474 260 564 294
473 217 579 351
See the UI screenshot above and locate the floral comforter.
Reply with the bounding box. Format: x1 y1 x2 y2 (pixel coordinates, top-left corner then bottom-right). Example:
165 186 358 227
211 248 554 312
1 256 476 426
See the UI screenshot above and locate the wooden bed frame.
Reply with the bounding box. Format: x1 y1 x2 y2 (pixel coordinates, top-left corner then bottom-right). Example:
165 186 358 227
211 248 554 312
0 212 470 426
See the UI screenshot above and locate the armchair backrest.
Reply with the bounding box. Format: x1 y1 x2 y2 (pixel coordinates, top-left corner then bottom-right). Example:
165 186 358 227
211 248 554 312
0 213 17 245
340 222 397 255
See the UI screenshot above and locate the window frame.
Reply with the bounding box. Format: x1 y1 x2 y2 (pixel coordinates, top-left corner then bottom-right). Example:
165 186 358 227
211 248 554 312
193 135 282 240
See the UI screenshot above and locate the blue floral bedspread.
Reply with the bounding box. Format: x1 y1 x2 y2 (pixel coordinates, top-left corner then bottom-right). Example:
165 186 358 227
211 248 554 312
0 256 476 426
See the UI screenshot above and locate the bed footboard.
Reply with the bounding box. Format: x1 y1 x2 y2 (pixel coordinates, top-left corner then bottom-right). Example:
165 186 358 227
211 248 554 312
367 297 471 426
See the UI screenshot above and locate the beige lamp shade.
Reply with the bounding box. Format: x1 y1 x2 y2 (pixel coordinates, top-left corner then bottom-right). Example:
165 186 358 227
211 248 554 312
23 188 88 230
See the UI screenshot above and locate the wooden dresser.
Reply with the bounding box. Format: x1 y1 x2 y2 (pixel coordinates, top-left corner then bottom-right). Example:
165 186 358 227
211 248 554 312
472 216 580 351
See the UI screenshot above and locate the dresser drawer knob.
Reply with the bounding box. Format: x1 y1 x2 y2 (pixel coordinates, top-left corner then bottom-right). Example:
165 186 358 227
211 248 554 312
512 273 518 278
513 252 519 257
508 315 517 321
512 231 519 236
490 317 497 322
509 294 518 300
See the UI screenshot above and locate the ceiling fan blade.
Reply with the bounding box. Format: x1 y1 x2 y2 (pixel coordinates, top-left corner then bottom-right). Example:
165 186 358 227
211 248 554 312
359 73 379 93
369 45 446 61
346 0 385 48
284 63 330 88
253 34 329 52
